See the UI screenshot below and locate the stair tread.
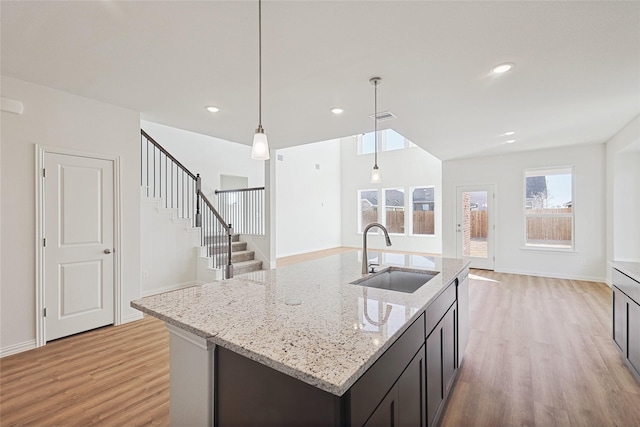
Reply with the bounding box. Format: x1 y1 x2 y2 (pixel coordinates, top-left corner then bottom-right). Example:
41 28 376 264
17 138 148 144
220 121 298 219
234 259 262 266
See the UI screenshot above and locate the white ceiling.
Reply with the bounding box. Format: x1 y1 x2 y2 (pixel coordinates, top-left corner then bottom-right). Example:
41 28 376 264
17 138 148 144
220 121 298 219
2 1 639 160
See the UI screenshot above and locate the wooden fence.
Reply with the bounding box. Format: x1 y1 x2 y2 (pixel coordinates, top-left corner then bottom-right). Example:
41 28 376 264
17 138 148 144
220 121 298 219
469 208 571 240
361 210 434 235
363 208 570 240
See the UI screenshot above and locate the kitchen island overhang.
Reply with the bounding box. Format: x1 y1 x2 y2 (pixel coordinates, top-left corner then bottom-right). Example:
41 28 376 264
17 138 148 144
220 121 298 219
132 250 470 426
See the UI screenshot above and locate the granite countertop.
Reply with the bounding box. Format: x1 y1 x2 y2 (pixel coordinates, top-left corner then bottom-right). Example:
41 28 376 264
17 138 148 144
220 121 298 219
612 261 640 283
131 250 470 396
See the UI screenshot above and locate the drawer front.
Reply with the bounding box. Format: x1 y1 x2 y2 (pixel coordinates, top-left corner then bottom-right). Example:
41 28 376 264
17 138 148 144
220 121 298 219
426 282 456 336
349 312 425 427
614 268 640 305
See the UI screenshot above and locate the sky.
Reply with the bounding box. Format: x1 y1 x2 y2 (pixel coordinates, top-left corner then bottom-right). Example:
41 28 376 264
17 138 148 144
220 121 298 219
545 174 572 207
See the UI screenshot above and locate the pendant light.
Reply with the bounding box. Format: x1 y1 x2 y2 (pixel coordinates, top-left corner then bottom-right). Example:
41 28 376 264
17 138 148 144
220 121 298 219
251 0 270 160
370 77 382 183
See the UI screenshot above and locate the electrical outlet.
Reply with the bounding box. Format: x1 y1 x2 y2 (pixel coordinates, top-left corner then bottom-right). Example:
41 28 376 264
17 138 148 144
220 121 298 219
143 270 149 278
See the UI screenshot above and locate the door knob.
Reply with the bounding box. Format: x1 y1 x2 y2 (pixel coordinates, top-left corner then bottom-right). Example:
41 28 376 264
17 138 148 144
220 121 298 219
104 248 112 254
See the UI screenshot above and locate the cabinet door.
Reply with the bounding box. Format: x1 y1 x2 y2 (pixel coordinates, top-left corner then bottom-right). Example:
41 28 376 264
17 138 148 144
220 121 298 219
443 305 456 395
426 326 443 427
613 286 627 353
364 387 399 427
628 300 640 378
398 345 426 427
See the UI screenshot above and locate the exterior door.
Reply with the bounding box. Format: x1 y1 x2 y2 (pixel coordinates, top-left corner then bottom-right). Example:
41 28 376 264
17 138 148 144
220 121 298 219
456 185 494 270
44 152 115 341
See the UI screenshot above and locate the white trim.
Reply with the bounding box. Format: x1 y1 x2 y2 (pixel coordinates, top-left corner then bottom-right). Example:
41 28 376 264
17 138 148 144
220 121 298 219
141 281 198 297
0 339 37 358
35 145 122 347
166 324 213 351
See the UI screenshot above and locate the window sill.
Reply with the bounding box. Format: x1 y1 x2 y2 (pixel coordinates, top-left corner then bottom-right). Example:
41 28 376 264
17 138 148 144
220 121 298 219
520 246 577 254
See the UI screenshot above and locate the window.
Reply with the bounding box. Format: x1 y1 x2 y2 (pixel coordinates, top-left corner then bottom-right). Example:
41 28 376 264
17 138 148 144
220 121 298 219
383 188 405 234
411 187 435 235
358 189 378 232
357 129 416 155
524 167 573 249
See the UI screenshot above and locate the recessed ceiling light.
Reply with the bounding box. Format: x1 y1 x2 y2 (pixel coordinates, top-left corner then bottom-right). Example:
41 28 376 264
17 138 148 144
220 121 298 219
205 106 220 113
505 139 516 144
503 131 515 136
331 108 344 115
492 63 515 74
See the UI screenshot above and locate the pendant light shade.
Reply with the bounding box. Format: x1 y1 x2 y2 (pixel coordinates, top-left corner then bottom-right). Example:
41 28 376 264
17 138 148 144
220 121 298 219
251 0 270 160
252 125 269 160
370 164 381 183
370 77 382 183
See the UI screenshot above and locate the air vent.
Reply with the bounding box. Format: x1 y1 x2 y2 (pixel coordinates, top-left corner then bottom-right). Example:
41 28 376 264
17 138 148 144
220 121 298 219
370 111 396 121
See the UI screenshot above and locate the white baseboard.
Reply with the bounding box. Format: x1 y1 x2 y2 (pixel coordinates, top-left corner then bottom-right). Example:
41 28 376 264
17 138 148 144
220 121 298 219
495 268 605 283
121 311 144 324
141 281 198 298
0 339 36 358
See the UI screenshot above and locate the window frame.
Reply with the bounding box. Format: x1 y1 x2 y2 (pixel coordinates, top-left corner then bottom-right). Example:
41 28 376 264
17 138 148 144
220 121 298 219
409 185 436 236
381 187 406 235
356 129 416 155
358 189 380 234
522 166 575 251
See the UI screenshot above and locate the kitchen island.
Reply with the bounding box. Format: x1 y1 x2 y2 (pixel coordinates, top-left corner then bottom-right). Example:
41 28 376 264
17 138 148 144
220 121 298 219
132 250 470 426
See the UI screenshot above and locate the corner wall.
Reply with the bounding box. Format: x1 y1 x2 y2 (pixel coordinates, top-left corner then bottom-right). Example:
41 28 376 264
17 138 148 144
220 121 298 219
442 144 606 281
605 115 640 282
1 76 141 354
275 140 342 257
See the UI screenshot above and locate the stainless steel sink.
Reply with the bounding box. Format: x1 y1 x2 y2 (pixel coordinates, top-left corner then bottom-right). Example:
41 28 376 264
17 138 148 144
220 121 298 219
351 268 438 293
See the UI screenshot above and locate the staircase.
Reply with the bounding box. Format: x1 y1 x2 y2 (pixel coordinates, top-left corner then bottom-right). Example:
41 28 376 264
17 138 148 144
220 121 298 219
204 235 262 275
141 129 265 281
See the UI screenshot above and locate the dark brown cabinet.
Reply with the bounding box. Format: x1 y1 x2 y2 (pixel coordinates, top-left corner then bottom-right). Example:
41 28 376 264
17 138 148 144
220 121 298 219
426 303 456 427
612 268 640 383
456 269 470 366
365 345 426 427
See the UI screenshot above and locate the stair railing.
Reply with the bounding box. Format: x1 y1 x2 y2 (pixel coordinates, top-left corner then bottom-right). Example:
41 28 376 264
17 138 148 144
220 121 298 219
141 129 234 278
215 187 266 236
141 129 198 225
198 191 234 279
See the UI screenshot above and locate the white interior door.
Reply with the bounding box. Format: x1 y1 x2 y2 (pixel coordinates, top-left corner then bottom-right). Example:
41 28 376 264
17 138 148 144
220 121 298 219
44 152 115 341
456 185 495 270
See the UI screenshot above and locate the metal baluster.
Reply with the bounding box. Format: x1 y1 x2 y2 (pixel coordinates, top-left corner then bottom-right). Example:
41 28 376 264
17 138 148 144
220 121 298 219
146 139 150 197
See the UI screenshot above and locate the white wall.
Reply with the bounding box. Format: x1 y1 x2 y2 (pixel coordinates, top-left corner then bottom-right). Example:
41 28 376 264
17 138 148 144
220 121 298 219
442 144 606 281
605 115 640 282
275 140 342 257
340 136 443 254
140 120 264 201
1 76 141 354
140 199 199 296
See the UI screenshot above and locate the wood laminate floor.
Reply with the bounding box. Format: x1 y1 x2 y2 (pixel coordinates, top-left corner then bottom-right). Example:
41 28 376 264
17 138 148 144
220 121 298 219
2 253 639 426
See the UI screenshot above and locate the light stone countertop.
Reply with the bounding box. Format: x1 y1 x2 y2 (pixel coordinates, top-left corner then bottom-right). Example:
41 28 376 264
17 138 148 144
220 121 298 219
131 250 470 396
612 261 640 283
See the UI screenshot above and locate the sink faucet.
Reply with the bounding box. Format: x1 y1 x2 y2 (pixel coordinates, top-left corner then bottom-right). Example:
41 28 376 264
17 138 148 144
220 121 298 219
362 222 392 274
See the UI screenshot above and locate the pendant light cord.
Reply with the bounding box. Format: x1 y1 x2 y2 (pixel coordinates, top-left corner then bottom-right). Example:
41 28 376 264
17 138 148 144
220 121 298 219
374 79 378 167
258 0 262 128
